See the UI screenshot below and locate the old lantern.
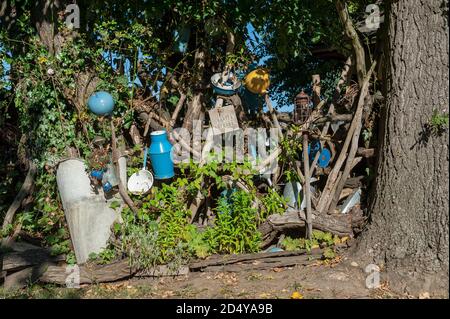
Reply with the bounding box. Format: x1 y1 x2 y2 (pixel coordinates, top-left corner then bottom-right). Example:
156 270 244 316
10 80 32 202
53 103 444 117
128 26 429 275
293 90 311 124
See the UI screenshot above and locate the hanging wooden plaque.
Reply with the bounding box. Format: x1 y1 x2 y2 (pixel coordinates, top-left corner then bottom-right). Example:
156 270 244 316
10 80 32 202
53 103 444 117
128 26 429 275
208 103 240 135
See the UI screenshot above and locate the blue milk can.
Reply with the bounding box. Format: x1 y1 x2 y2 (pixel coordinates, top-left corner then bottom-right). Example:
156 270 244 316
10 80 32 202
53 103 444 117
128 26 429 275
148 130 174 179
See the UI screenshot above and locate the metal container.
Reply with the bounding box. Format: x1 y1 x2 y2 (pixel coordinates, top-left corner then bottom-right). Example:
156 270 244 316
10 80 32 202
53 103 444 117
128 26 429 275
243 68 270 94
308 140 332 168
148 130 174 179
210 72 242 96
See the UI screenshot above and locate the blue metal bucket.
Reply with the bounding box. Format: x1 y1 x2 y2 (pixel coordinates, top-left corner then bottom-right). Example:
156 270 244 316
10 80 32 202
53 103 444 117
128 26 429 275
210 73 241 96
148 130 174 179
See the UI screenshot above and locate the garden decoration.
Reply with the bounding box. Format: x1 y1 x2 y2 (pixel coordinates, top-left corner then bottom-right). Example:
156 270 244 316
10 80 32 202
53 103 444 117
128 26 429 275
308 140 332 168
102 162 120 193
56 158 122 263
148 130 174 179
209 74 240 134
87 92 135 211
293 89 311 124
243 68 270 94
208 102 240 134
87 91 115 116
235 64 266 115
210 71 242 96
127 147 154 195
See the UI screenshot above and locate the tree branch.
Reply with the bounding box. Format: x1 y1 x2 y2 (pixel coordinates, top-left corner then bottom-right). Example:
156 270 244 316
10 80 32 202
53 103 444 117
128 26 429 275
336 0 366 86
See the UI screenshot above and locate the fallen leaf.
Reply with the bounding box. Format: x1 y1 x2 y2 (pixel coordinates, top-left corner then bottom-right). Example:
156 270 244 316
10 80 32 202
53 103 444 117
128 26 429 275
291 291 304 299
272 267 284 272
419 292 430 299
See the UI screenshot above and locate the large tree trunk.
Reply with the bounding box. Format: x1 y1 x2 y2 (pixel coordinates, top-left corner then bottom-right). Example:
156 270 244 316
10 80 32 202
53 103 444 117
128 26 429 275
355 0 449 295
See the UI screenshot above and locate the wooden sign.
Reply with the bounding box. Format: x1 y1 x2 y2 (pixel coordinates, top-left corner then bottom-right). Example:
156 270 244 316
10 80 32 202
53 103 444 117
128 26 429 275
208 99 240 135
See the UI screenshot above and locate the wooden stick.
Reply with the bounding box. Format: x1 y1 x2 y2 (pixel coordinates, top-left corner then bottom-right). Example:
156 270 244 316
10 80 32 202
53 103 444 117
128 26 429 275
258 209 363 247
264 94 283 137
322 61 376 214
302 132 313 239
143 111 154 138
199 255 320 272
327 62 375 213
316 62 376 213
312 113 353 125
190 248 321 270
110 120 138 214
2 249 65 272
336 0 366 86
2 161 36 232
310 57 352 177
333 56 353 102
254 146 282 173
169 92 187 129
312 74 321 107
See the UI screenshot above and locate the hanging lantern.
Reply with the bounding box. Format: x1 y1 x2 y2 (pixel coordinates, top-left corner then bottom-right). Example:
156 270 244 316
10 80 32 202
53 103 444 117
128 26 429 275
293 90 311 124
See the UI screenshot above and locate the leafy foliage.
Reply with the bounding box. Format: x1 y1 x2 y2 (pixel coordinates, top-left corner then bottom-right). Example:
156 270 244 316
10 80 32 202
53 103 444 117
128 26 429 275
203 190 261 254
427 109 449 137
261 188 287 219
280 230 340 253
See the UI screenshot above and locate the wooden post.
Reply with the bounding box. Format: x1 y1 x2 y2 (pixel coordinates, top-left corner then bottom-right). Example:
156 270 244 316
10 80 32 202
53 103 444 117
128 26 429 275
264 94 283 137
302 132 312 239
312 74 321 107
110 119 138 214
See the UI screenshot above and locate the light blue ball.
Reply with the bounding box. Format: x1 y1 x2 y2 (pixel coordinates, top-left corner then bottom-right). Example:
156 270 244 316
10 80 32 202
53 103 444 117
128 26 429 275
88 91 115 116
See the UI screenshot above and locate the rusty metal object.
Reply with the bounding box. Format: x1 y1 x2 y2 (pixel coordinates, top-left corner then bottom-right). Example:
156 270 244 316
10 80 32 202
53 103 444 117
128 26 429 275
293 90 311 124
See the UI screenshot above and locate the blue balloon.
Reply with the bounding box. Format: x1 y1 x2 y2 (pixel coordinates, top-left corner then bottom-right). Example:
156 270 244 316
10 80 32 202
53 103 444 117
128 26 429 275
88 91 115 115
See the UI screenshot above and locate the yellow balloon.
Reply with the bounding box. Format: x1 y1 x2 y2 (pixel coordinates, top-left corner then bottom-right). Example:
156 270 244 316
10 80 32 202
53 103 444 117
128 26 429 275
243 68 270 94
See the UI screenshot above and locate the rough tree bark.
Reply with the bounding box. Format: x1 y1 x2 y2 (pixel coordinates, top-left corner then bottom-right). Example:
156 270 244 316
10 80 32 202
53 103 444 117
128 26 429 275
354 0 449 296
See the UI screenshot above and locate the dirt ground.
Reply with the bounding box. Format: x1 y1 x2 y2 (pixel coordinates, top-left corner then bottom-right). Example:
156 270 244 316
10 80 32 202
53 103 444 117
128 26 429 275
3 253 438 299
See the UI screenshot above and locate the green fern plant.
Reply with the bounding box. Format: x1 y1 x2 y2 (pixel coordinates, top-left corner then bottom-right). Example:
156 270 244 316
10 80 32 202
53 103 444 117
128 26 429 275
204 190 261 254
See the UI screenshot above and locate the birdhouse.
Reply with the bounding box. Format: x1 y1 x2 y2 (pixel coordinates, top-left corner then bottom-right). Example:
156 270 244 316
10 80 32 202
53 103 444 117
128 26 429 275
293 90 311 124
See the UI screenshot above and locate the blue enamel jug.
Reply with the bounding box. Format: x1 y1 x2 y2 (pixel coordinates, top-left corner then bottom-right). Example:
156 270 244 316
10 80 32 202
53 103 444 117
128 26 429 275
148 130 174 179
